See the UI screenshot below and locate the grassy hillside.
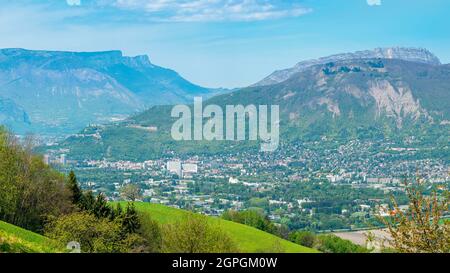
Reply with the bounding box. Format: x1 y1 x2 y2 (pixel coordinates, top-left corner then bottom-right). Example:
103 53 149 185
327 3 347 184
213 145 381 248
119 202 318 253
0 221 62 253
0 204 318 253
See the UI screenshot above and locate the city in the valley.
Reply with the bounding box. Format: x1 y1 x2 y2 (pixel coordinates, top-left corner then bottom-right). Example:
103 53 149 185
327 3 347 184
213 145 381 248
43 137 449 232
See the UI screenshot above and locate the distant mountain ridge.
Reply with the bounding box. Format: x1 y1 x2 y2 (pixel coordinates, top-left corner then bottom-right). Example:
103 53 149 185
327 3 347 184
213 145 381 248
0 48 218 134
254 47 441 86
0 48 153 69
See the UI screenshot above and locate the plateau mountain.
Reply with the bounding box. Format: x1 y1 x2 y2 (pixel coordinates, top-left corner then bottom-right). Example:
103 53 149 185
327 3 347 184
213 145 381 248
0 48 218 135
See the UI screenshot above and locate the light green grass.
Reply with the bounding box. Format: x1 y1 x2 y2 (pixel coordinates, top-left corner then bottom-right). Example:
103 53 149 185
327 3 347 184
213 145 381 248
0 221 62 253
117 202 318 253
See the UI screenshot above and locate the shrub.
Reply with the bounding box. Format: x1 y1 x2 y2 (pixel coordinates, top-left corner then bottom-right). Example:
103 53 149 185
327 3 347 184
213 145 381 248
45 212 145 253
316 234 369 253
162 213 238 253
289 231 316 248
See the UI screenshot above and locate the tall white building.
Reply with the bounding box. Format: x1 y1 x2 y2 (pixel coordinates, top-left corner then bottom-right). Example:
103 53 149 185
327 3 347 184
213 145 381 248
229 177 240 184
182 163 198 173
167 161 182 176
182 163 198 178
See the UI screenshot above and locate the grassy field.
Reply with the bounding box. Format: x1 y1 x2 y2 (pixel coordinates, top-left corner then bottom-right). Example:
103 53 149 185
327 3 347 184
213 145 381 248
117 202 318 253
0 203 318 253
0 221 62 253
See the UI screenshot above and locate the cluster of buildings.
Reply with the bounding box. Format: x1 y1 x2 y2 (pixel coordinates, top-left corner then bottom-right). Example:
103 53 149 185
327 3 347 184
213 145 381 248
166 161 198 178
43 153 67 165
48 137 448 230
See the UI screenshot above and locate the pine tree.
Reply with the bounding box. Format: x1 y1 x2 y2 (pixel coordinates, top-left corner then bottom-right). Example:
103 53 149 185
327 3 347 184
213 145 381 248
121 203 141 234
93 193 112 219
67 171 82 205
80 191 96 212
108 206 117 221
115 203 123 217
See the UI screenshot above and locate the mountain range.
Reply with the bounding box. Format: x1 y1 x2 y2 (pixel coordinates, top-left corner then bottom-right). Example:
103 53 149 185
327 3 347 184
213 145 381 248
254 47 442 86
49 47 450 161
0 48 219 135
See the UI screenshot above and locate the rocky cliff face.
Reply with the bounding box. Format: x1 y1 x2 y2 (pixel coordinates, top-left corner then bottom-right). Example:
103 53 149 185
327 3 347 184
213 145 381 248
213 57 450 132
254 47 441 87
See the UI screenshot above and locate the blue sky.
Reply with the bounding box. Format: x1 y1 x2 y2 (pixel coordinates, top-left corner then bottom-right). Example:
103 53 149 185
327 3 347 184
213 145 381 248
0 0 449 88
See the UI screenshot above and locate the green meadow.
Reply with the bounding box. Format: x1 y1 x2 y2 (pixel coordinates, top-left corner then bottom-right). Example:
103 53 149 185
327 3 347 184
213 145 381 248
117 202 318 253
0 221 62 253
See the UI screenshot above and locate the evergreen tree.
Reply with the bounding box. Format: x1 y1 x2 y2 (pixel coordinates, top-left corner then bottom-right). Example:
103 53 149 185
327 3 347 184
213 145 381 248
115 203 123 218
67 171 82 205
92 193 112 219
108 206 117 221
80 191 96 212
121 203 141 234
108 203 124 221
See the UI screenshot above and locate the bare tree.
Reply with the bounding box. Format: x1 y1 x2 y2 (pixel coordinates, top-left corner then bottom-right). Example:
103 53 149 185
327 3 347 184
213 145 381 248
120 184 141 201
379 179 449 253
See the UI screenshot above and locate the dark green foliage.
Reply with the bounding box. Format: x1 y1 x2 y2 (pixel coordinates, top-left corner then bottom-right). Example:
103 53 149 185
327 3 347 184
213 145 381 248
289 231 316 248
78 191 143 240
367 60 384 68
92 194 112 219
115 203 123 216
316 234 369 253
44 212 146 253
222 209 277 235
322 67 336 75
120 203 141 234
43 197 152 253
288 230 369 253
108 206 117 221
80 191 95 211
67 171 82 205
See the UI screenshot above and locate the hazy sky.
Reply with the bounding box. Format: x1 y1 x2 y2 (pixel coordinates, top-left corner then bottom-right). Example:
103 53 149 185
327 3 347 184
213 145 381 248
0 0 449 88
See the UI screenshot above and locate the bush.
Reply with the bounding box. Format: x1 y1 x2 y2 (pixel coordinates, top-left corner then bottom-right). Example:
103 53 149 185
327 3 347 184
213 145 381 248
45 212 145 253
289 231 316 248
222 209 277 235
162 213 238 253
316 234 369 253
137 211 163 253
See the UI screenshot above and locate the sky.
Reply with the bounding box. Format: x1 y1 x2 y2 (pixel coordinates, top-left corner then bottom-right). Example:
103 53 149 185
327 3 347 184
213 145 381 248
0 0 449 88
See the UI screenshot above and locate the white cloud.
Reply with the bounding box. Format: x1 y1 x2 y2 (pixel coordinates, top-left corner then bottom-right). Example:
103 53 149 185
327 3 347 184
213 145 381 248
111 0 312 22
67 0 81 6
367 0 382 6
